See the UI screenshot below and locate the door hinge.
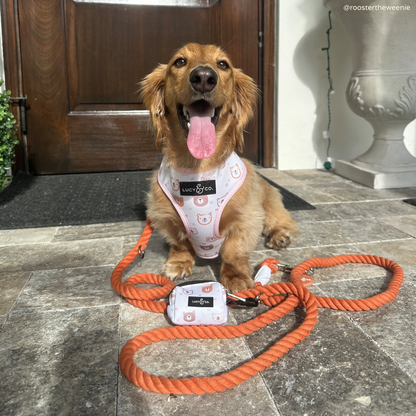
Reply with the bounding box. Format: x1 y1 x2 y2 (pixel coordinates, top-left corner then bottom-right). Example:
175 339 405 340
259 31 263 48
9 96 27 134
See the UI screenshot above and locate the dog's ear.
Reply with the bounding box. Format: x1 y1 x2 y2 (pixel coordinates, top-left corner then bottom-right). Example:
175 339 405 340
139 64 168 149
232 70 259 152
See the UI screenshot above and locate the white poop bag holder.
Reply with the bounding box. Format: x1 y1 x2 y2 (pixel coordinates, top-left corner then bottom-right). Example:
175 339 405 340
166 265 272 326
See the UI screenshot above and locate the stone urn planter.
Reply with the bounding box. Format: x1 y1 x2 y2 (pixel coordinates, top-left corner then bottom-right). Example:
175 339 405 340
324 0 416 188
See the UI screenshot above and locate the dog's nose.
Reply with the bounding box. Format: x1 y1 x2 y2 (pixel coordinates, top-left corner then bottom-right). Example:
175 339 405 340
190 66 218 94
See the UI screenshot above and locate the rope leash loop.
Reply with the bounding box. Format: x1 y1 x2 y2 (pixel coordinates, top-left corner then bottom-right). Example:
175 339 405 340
119 282 319 395
291 254 404 311
261 255 403 311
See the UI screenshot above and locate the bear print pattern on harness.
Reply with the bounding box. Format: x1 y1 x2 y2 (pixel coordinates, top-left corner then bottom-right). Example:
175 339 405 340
158 152 247 259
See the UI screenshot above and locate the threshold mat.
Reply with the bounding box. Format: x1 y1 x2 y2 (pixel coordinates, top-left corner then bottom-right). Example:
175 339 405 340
403 198 416 207
0 170 314 230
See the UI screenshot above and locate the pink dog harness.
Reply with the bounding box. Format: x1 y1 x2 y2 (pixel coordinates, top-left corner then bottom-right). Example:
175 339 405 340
158 152 247 259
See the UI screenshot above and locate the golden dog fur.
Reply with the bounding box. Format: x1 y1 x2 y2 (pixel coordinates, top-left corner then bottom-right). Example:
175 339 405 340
140 43 296 293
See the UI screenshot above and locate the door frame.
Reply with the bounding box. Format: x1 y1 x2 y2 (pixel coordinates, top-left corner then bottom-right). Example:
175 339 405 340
1 0 276 172
260 0 276 167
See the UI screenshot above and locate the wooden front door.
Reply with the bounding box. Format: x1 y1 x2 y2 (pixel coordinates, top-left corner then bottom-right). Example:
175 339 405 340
2 0 275 174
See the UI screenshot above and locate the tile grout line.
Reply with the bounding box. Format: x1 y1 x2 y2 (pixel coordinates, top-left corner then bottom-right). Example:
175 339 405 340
0 235 126 248
2 270 35 328
49 226 59 243
258 369 284 416
252 237 414 254
9 302 122 316
290 217 416 225
377 218 416 240
312 197 415 205
289 237 414 250
0 263 120 276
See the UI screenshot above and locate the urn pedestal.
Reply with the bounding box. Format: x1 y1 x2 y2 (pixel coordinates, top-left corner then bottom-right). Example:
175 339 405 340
324 0 416 189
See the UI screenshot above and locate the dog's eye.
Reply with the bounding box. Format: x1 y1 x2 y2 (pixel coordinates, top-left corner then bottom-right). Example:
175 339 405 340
173 58 187 68
217 60 229 70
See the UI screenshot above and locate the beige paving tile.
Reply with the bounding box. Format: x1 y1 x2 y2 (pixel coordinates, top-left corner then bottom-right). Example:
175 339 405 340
387 188 416 198
0 271 31 315
355 239 416 275
379 215 416 238
283 169 350 184
278 185 340 204
0 306 119 415
227 281 416 415
320 277 416 382
12 266 120 312
52 221 145 242
257 168 304 186
309 182 416 203
0 227 57 246
0 238 123 272
123 231 169 259
292 200 416 223
291 206 341 223
290 219 411 249
259 310 416 415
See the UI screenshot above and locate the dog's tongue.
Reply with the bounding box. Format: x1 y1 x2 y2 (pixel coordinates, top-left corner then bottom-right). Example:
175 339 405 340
187 101 216 159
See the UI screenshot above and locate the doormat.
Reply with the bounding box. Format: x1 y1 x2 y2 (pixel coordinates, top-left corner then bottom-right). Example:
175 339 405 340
403 198 416 208
258 173 315 211
0 171 315 230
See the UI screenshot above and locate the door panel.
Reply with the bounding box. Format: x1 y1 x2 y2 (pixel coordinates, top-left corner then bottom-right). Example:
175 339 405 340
18 0 70 174
67 112 158 171
15 0 262 174
220 0 259 163
71 4 213 106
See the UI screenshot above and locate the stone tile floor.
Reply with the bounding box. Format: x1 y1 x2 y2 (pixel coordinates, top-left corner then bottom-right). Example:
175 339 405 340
1 168 416 416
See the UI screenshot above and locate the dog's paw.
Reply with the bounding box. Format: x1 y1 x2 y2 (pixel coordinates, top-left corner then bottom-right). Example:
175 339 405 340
266 229 294 250
221 274 254 294
162 260 193 280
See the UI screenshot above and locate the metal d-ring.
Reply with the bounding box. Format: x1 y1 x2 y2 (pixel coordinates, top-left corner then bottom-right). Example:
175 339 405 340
138 246 145 259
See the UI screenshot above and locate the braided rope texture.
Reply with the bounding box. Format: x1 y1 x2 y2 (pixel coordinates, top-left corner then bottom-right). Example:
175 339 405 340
111 221 404 395
262 255 403 311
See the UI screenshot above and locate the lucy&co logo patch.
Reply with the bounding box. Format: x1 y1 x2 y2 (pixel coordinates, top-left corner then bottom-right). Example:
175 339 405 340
180 180 216 196
188 297 214 308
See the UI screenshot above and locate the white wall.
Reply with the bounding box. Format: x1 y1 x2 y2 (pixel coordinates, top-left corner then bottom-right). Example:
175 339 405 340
277 0 416 170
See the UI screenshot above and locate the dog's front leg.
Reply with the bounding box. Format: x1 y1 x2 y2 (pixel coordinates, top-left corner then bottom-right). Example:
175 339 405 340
219 232 255 293
162 240 196 280
147 177 196 280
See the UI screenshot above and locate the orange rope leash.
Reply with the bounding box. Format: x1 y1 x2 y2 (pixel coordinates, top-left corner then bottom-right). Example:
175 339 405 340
111 219 404 395
111 219 173 313
261 255 403 311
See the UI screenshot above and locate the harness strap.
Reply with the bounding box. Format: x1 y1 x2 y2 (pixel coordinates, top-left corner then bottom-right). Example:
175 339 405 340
111 219 404 395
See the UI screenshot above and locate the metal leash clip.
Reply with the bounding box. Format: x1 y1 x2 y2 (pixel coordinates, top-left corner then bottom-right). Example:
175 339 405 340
226 292 262 307
276 263 314 276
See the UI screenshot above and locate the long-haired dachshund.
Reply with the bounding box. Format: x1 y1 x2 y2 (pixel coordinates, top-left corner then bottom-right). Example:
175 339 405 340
140 43 296 293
